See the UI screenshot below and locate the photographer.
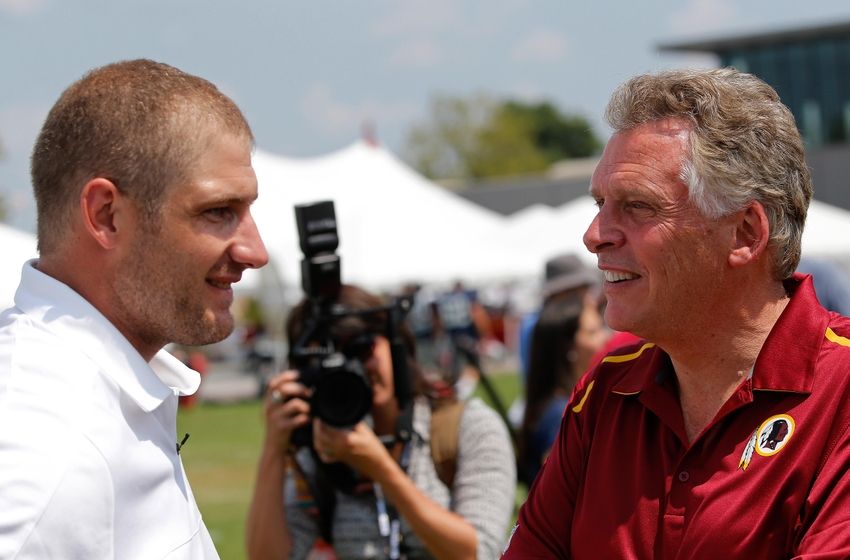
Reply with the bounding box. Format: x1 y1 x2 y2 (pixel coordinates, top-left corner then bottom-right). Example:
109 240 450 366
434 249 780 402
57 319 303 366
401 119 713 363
246 284 516 560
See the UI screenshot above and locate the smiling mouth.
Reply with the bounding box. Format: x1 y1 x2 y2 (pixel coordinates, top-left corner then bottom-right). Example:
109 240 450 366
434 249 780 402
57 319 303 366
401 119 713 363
604 271 640 283
207 279 232 290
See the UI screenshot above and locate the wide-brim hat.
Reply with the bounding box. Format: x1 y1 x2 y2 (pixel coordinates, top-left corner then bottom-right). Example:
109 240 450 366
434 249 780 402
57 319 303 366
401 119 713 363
541 253 599 298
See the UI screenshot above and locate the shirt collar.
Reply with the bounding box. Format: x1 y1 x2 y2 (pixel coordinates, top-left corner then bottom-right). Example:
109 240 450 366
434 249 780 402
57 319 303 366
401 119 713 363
609 342 667 395
610 273 826 397
750 273 825 393
14 260 201 412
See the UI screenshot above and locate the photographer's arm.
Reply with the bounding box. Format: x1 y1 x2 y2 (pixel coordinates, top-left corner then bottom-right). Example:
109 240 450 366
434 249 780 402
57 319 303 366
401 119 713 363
314 421 478 560
246 373 311 560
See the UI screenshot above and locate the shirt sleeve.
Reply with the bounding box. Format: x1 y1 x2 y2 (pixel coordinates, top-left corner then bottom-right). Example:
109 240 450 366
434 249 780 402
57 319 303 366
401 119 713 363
794 420 850 557
452 399 517 560
502 375 595 558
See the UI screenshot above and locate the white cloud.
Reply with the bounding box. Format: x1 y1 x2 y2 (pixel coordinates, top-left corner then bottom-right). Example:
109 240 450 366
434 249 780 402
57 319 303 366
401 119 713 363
669 0 739 34
0 0 47 16
511 29 570 63
299 84 419 142
370 0 460 37
387 39 442 67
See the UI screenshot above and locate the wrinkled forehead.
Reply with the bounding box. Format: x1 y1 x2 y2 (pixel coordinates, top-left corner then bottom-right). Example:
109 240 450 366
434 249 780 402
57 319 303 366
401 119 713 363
591 119 690 188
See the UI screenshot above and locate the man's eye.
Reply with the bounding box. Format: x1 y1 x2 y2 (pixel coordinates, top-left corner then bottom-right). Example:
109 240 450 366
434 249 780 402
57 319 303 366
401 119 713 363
205 207 235 221
593 198 604 208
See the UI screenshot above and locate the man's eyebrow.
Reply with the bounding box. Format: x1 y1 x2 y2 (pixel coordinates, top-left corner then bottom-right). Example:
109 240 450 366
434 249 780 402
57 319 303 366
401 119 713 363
204 193 258 206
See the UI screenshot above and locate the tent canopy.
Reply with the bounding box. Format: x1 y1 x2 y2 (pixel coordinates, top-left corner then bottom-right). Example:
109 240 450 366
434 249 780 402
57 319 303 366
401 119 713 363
251 141 519 290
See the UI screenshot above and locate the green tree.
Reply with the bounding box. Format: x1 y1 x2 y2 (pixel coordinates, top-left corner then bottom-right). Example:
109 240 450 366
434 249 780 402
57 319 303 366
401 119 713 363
500 101 601 162
404 94 495 180
405 95 601 181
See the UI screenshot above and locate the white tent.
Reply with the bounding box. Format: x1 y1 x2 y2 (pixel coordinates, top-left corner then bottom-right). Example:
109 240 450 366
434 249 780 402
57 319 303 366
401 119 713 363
251 141 519 290
0 224 38 310
491 196 599 277
802 199 850 258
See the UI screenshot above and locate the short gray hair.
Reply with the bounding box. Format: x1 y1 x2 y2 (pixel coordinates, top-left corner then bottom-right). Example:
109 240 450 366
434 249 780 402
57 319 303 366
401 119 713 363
605 67 812 280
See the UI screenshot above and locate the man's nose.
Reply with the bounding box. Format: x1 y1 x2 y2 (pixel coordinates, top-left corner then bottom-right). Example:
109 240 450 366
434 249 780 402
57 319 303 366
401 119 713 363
232 211 269 269
583 205 621 254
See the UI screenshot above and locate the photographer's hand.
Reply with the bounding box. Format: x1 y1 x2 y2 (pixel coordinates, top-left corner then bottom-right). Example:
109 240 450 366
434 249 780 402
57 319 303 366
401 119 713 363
263 370 311 451
312 419 391 475
313 419 478 559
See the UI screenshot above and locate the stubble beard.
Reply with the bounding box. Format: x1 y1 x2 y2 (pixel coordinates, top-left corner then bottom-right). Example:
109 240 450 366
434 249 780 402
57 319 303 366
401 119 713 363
114 234 235 353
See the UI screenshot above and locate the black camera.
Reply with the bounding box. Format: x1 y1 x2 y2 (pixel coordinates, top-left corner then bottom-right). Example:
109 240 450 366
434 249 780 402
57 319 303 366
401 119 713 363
290 201 372 431
289 201 413 448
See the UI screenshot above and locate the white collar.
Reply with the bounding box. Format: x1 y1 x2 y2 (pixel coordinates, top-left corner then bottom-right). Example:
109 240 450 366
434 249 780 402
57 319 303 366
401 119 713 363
14 260 200 412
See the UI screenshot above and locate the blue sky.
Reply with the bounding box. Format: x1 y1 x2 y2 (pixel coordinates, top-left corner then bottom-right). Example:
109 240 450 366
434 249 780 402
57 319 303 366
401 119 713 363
1 0 849 231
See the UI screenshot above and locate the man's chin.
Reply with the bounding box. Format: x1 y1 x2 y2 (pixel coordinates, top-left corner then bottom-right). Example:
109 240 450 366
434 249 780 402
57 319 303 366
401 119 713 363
604 308 639 335
179 313 234 346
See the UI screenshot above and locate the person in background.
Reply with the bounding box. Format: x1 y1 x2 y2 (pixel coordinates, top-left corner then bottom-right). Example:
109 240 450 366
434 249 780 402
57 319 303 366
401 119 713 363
437 280 491 356
510 254 639 433
516 254 600 380
0 59 268 558
503 68 850 558
246 284 516 560
436 280 493 400
517 288 608 486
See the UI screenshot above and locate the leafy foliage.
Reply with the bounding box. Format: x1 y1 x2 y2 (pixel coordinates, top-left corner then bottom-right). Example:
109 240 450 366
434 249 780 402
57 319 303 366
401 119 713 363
405 95 601 181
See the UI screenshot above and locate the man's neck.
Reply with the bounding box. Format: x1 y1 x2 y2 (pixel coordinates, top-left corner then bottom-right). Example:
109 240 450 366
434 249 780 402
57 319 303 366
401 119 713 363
37 253 162 362
666 282 790 443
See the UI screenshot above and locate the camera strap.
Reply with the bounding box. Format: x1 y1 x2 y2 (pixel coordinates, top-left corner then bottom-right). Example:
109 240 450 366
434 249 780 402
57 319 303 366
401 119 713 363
374 438 413 559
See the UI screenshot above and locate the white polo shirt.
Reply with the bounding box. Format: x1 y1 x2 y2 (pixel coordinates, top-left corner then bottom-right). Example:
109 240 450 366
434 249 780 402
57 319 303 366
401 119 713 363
0 261 219 559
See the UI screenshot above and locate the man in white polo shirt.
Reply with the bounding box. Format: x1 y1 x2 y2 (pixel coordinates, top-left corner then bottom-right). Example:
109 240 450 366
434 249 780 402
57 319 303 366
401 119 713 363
0 59 268 558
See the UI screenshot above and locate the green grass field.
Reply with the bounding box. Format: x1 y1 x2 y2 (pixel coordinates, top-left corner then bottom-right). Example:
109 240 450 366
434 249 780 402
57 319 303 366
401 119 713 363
178 370 523 560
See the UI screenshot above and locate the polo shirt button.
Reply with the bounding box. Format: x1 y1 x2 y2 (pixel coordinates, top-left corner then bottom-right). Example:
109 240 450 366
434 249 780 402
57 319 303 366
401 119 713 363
678 471 690 483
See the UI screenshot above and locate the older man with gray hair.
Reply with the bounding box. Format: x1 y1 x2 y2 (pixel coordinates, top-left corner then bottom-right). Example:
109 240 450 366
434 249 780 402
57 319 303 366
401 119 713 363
503 68 850 558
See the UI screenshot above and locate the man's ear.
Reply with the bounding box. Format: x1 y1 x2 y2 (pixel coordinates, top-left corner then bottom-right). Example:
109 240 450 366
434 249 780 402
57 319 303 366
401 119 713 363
80 178 124 250
729 201 770 268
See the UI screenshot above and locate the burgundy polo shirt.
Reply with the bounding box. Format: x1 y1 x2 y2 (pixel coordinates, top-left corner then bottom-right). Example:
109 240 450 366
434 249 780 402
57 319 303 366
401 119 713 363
503 275 850 559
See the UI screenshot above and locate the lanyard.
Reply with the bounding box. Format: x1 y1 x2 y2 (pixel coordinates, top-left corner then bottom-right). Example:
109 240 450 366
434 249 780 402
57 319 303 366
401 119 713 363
374 439 413 559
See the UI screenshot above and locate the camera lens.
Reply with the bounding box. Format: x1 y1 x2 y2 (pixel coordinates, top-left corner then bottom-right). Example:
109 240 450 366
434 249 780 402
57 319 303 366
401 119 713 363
312 359 372 427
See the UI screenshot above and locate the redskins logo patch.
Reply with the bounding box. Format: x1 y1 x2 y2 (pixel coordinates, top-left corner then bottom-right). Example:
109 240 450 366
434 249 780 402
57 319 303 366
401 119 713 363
738 414 796 471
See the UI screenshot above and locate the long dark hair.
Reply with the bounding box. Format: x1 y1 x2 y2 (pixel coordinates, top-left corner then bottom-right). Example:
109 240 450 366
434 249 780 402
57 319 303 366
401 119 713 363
518 294 584 480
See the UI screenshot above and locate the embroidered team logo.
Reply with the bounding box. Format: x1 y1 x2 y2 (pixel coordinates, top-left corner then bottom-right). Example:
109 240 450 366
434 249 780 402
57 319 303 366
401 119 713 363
738 414 796 471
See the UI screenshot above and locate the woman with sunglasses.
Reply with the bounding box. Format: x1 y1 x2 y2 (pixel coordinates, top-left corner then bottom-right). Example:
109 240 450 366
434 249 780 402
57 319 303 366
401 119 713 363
246 284 516 560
